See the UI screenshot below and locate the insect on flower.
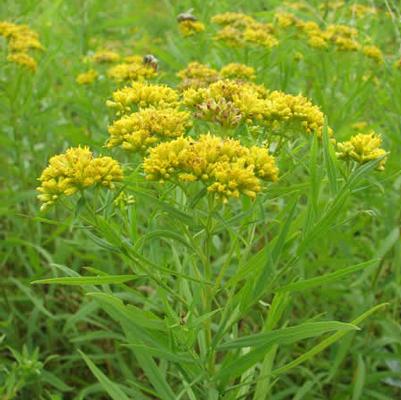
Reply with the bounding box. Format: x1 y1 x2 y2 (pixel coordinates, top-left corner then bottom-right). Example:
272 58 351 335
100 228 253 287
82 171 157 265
143 54 159 71
177 9 198 22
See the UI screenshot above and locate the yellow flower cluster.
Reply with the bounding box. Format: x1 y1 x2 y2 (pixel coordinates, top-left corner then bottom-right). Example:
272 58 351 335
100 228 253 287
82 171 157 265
263 91 325 134
177 62 255 89
283 1 308 12
106 81 188 152
211 12 255 28
183 80 266 128
178 20 205 37
6 52 38 71
0 21 43 71
214 26 244 48
351 121 368 131
276 11 385 60
212 13 278 49
243 22 278 49
212 9 384 61
76 69 98 85
183 79 325 134
336 132 387 170
144 134 278 202
349 4 378 18
362 45 384 63
275 12 298 29
317 1 344 12
296 21 361 52
107 82 180 114
107 58 157 82
89 49 120 64
107 108 192 152
220 63 256 80
37 147 123 210
177 62 219 89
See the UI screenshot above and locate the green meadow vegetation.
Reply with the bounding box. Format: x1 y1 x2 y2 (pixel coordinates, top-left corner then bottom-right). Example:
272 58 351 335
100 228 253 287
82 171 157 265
1 0 401 398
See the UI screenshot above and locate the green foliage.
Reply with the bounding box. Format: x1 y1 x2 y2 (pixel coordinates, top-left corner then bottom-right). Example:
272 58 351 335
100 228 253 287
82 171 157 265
1 0 401 399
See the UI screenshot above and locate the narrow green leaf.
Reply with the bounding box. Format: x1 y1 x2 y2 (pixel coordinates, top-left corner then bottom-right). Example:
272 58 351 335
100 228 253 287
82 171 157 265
123 344 196 364
271 304 388 376
79 350 131 400
219 321 358 350
322 116 339 194
276 259 378 293
31 275 138 286
352 355 366 400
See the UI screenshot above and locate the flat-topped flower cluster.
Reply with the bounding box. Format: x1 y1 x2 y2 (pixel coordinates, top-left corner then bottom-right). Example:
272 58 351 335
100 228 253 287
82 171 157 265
38 60 388 210
0 21 44 71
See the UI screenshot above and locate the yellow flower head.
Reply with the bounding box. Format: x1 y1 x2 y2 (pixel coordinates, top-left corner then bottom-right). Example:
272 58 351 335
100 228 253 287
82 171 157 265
144 133 278 202
214 26 244 47
1 21 43 72
107 108 192 152
177 62 219 89
336 132 387 170
0 22 43 52
297 21 321 34
243 25 279 49
107 82 180 114
37 147 123 210
307 34 328 49
183 79 269 128
107 62 157 82
179 20 205 37
275 12 298 28
350 4 377 18
283 1 309 11
351 121 368 131
220 63 256 80
211 12 255 28
76 69 98 85
7 52 37 71
334 36 360 51
183 80 325 135
262 91 326 135
362 45 384 63
123 55 144 64
90 50 120 63
326 24 358 39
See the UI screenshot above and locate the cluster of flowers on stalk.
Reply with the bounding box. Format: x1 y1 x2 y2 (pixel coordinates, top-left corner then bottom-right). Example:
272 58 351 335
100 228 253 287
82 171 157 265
76 51 158 85
210 10 384 63
0 21 44 71
38 60 388 210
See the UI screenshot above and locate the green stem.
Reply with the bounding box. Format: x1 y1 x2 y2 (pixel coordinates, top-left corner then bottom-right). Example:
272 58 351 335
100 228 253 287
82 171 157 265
203 194 215 376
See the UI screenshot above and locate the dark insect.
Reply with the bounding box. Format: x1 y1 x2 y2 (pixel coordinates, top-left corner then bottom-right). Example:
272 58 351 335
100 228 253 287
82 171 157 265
177 9 197 22
143 54 159 71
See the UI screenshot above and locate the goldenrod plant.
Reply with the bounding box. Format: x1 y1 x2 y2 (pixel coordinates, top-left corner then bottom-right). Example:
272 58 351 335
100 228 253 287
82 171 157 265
1 0 400 399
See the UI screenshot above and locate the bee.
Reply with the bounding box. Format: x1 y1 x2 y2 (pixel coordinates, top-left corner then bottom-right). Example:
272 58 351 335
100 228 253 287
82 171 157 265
143 54 159 71
177 9 197 22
